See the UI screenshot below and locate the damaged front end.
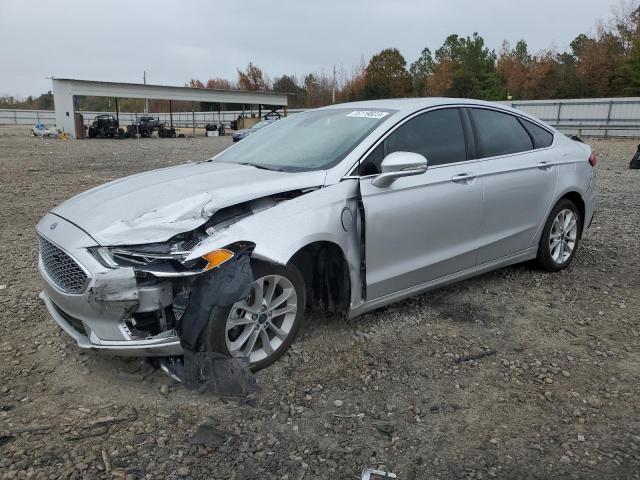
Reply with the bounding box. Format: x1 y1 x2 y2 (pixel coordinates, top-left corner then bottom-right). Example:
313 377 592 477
36 195 291 357
36 187 316 357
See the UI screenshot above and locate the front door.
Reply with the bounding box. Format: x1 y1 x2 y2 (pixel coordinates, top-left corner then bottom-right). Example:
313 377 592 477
358 107 483 300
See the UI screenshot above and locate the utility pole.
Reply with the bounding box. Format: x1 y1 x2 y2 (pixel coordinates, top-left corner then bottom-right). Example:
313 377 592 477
332 65 336 104
143 71 149 113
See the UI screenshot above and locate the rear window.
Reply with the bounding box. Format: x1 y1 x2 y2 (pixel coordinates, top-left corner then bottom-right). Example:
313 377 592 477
471 109 533 158
521 119 554 148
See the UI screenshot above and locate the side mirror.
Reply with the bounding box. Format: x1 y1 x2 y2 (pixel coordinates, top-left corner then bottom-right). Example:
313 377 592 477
371 151 428 188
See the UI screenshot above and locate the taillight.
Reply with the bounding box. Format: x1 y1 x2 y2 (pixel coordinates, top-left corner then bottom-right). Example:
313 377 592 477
588 153 598 167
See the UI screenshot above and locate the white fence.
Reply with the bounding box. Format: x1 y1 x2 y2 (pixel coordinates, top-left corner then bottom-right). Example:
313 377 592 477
0 109 56 126
505 97 640 138
2 97 640 137
0 108 305 129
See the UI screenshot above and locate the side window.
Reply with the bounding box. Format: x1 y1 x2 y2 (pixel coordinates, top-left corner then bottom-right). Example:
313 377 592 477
471 109 533 158
359 143 384 176
520 118 554 149
385 108 467 167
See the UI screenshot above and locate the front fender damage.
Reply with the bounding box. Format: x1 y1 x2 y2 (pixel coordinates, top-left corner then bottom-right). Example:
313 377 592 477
177 248 253 351
169 247 259 396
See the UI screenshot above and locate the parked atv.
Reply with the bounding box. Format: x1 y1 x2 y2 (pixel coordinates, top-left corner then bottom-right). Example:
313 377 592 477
127 116 162 138
87 115 125 138
158 124 177 138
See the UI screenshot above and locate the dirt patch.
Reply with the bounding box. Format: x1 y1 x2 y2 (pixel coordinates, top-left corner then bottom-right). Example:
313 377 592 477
0 136 638 479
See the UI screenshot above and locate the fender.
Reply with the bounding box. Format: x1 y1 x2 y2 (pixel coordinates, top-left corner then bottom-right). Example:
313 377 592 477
528 138 592 249
185 180 364 308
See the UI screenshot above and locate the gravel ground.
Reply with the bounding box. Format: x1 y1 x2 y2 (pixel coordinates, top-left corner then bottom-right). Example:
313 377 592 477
0 132 638 480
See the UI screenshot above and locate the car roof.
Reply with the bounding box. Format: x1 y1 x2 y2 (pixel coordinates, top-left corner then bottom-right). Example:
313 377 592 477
319 97 521 115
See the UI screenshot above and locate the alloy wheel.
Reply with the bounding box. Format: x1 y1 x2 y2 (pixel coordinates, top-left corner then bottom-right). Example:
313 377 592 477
549 209 578 264
225 274 298 364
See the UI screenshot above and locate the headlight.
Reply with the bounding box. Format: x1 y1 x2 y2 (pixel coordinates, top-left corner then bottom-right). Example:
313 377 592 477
90 242 236 277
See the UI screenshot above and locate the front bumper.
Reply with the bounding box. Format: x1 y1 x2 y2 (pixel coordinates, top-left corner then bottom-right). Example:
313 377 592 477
39 291 183 356
36 213 184 357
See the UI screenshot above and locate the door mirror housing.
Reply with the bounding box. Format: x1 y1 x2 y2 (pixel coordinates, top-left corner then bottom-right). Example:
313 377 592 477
372 151 428 188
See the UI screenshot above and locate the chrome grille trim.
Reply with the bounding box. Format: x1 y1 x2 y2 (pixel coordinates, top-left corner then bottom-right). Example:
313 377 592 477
38 236 90 294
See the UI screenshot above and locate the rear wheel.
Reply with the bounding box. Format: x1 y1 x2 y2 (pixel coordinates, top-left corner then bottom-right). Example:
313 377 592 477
200 261 306 371
536 198 581 271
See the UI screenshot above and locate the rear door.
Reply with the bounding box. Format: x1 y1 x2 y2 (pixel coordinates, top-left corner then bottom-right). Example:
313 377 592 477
359 107 484 300
468 108 558 263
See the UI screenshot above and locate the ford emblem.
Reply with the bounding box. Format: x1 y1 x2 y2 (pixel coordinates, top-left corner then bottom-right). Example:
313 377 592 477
49 222 57 230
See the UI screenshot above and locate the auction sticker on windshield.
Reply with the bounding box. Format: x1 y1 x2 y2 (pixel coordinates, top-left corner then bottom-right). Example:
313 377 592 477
346 111 390 119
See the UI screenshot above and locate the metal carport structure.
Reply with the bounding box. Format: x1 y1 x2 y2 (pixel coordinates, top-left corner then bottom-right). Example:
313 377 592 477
52 78 288 138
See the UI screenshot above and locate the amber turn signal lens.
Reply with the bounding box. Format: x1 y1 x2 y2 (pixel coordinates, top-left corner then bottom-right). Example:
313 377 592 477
201 249 234 271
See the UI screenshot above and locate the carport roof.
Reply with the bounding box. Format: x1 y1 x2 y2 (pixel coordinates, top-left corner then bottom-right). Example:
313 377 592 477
52 78 288 106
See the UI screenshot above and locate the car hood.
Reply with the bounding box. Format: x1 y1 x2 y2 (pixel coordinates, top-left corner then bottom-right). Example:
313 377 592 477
51 161 326 246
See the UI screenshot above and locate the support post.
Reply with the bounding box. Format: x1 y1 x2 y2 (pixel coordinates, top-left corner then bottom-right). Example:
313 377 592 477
605 100 614 139
169 100 173 128
114 98 119 124
52 79 77 137
556 102 562 124
192 103 195 137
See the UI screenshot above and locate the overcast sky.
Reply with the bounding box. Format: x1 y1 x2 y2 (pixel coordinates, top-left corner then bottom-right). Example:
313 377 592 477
0 0 617 97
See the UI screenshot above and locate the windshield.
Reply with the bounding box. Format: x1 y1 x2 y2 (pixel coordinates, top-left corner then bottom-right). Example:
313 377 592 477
217 108 396 171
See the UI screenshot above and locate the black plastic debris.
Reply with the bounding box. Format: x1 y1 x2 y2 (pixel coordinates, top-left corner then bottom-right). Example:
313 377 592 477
630 144 640 169
177 250 253 352
182 352 260 398
188 423 227 448
161 352 260 398
374 420 395 436
0 435 14 447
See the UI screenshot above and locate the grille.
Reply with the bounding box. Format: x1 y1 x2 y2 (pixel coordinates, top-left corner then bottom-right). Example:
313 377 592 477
39 237 89 294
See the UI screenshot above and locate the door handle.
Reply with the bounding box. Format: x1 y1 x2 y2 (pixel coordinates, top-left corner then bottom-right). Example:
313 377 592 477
451 173 476 183
537 161 553 170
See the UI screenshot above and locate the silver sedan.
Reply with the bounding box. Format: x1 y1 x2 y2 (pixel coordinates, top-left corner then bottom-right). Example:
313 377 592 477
36 99 597 370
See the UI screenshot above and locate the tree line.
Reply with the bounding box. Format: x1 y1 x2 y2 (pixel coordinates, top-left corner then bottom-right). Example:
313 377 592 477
2 1 638 112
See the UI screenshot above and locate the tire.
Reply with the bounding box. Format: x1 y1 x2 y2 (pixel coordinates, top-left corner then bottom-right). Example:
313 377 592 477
200 261 306 371
536 198 582 271
88 127 97 138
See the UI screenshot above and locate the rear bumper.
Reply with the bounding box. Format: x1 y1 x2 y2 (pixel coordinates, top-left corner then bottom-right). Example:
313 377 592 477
39 291 183 356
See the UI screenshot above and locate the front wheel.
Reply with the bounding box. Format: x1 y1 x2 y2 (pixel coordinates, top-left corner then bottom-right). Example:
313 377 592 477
536 198 582 271
201 261 306 371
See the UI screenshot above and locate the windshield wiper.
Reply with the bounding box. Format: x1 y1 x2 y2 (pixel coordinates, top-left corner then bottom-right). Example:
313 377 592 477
238 162 285 172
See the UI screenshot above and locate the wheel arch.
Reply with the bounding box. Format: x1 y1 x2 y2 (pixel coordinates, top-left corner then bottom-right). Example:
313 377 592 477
287 240 351 317
557 191 586 237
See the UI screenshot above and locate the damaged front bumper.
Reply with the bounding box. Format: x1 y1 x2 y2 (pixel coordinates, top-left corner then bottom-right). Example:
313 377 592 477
37 213 185 357
39 291 183 356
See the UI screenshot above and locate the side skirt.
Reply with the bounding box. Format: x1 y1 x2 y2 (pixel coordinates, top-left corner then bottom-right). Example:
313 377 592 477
348 247 538 319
